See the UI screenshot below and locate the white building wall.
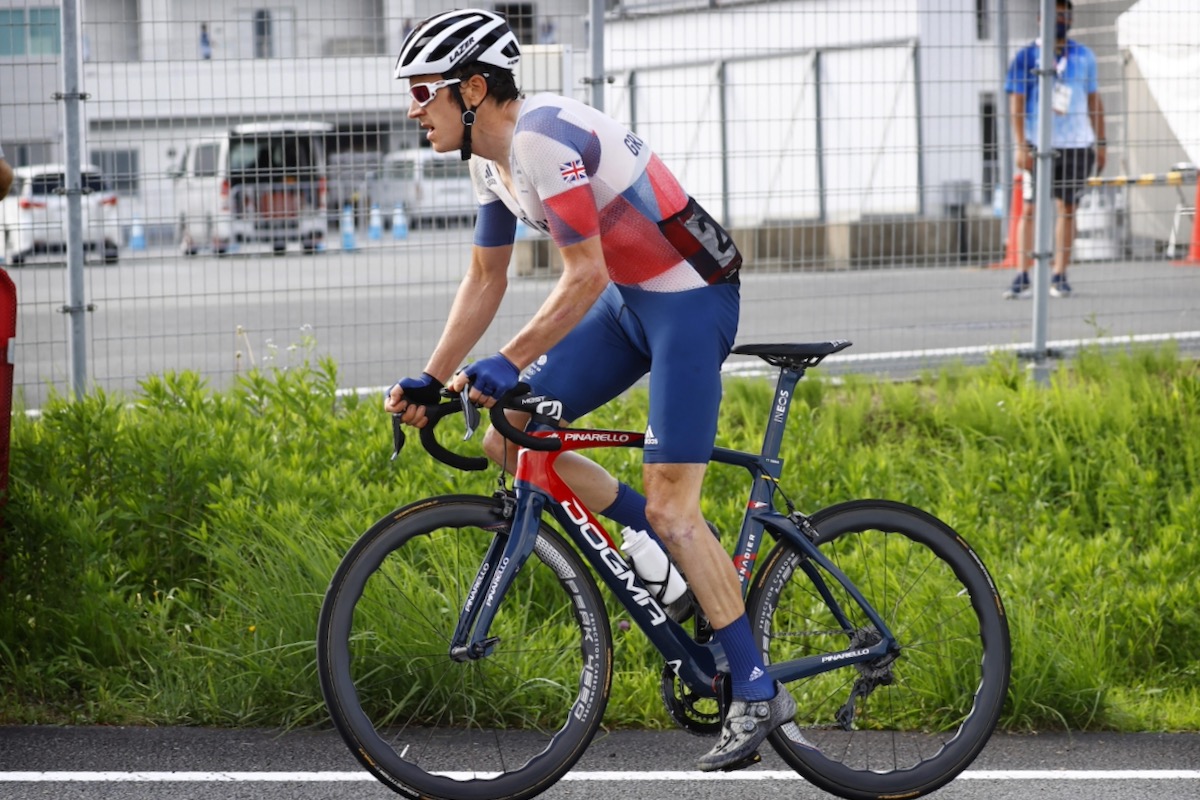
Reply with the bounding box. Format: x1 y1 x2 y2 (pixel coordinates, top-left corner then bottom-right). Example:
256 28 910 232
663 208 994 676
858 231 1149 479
917 0 1005 212
604 0 921 73
604 0 941 225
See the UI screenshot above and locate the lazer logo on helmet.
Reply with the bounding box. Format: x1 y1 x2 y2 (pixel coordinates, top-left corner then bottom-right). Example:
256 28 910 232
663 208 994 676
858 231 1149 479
451 35 477 62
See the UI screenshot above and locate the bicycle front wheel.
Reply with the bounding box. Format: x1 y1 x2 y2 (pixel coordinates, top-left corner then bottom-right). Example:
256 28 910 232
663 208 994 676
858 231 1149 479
317 494 613 800
748 500 1010 800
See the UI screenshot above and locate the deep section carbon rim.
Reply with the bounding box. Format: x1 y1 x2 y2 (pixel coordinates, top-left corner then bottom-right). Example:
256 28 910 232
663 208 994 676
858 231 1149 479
749 500 1010 800
317 496 612 800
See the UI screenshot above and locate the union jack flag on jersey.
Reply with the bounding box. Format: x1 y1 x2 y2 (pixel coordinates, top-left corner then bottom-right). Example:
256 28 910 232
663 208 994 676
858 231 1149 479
559 159 587 183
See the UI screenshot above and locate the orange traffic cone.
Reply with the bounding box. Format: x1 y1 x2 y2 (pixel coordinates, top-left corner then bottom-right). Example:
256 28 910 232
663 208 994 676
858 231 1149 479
1173 180 1200 267
989 173 1024 269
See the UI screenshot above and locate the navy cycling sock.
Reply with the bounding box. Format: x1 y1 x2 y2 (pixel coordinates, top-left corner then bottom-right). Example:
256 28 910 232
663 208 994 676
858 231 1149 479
714 614 776 701
599 482 664 545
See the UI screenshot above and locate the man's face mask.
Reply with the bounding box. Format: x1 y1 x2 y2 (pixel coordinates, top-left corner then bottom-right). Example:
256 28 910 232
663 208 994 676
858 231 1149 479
1056 12 1071 39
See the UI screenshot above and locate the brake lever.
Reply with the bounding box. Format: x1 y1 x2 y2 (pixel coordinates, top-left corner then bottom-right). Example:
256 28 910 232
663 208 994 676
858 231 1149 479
459 386 481 440
390 413 406 461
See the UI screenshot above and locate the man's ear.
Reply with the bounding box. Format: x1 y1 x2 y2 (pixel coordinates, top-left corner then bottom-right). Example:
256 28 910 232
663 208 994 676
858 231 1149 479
462 73 490 105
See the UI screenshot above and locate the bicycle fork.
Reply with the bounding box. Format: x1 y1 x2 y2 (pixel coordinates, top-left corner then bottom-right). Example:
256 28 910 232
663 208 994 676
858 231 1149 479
447 490 547 662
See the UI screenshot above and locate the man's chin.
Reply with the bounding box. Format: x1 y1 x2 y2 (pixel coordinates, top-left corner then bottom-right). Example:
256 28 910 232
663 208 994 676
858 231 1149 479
427 134 460 153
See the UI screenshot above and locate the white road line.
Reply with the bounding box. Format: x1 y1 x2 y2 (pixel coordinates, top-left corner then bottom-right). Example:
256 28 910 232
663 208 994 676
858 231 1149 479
2 770 1199 782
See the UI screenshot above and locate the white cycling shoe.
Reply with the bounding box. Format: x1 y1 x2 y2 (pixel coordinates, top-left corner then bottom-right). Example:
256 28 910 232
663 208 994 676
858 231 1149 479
697 682 797 772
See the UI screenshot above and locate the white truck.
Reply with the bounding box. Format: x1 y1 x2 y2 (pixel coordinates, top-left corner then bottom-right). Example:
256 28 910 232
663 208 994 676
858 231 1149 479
172 121 332 255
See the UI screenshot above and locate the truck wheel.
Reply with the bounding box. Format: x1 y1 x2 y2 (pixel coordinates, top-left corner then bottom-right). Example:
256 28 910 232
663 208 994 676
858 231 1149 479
179 215 200 256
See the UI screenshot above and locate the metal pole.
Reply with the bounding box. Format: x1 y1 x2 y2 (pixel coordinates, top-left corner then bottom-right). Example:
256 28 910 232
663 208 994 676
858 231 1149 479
588 0 605 111
1029 0 1057 384
717 60 730 226
997 0 1013 222
60 0 88 400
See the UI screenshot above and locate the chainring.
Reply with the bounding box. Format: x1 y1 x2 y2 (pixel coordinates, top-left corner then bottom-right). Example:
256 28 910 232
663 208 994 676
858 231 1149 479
659 663 723 736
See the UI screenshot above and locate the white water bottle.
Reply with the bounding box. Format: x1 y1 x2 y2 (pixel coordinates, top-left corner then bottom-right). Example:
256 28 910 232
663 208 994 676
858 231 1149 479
620 527 689 607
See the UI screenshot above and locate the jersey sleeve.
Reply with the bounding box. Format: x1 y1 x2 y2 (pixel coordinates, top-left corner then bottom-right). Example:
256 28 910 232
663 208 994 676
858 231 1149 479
470 156 499 206
511 107 602 248
474 199 517 247
1004 46 1035 96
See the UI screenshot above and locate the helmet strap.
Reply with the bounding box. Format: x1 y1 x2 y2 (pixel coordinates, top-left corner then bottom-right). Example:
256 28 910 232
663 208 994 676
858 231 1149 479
450 83 479 161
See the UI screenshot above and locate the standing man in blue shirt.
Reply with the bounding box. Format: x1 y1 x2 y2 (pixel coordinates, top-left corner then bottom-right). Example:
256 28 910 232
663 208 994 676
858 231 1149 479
1003 0 1107 299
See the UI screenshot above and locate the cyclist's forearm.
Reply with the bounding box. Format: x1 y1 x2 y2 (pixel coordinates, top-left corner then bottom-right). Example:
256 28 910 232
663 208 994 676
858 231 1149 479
501 238 608 369
424 249 509 381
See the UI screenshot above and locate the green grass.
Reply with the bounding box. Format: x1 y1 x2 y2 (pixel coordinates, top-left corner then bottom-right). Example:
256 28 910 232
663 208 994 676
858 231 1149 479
2 346 1198 732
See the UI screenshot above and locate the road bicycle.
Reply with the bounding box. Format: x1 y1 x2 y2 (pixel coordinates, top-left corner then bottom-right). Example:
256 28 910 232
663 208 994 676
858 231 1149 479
317 340 1011 800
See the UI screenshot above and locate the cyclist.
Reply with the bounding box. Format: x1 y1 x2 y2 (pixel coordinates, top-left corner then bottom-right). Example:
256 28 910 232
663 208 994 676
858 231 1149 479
384 9 794 770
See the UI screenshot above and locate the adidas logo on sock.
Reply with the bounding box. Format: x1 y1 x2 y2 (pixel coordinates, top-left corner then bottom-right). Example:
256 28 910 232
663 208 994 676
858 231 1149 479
749 666 765 681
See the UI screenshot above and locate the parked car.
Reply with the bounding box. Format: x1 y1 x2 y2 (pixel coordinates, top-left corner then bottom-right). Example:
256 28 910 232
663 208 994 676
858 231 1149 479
367 148 476 228
172 121 332 255
0 164 120 265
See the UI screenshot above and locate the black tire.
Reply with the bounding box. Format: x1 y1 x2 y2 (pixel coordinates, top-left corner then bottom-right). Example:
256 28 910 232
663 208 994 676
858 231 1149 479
747 500 1010 800
317 494 613 800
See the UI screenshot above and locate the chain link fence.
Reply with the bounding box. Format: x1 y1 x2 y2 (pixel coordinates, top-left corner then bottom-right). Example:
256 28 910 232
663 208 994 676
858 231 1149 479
1 0 1197 406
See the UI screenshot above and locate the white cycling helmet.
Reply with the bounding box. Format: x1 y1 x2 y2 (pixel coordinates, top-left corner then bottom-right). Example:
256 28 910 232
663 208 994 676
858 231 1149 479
395 9 521 79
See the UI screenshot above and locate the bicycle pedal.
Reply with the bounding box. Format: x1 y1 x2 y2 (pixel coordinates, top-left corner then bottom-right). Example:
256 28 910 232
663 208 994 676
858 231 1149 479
718 751 762 772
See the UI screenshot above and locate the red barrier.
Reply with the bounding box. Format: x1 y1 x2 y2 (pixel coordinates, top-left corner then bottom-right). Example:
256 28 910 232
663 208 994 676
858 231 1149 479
988 174 1025 270
0 268 14 507
1173 180 1200 267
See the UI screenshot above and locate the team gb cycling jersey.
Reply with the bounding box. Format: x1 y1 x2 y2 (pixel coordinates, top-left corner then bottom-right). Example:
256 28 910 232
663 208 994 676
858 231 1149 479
471 93 741 292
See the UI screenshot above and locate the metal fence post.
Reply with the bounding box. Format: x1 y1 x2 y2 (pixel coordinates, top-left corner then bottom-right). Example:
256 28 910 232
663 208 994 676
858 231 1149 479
59 0 88 400
588 0 605 112
1029 0 1058 385
997 0 1013 223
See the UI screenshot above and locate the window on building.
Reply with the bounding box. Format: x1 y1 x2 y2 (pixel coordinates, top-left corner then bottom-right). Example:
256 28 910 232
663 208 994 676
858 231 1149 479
29 7 60 54
253 10 272 58
236 9 294 59
4 142 54 167
980 92 998 197
91 149 140 196
0 7 62 57
975 0 990 41
0 10 25 56
493 3 535 45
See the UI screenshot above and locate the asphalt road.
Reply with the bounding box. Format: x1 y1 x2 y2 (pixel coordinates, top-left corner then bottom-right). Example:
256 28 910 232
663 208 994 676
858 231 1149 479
1 726 1199 800
7 231 1200 408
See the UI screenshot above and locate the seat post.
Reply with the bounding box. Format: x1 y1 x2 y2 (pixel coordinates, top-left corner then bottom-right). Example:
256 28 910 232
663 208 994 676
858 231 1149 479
760 366 804 460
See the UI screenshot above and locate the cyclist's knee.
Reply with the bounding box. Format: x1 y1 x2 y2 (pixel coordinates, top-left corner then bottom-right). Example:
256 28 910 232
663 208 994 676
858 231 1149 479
645 501 703 547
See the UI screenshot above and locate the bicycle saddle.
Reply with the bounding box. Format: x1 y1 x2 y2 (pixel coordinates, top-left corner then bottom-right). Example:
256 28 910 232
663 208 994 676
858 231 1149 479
731 341 852 370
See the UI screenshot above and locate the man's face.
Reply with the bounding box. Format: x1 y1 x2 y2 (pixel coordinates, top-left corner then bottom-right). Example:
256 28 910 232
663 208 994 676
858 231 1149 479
406 74 462 152
1055 5 1072 39
1039 5 1073 40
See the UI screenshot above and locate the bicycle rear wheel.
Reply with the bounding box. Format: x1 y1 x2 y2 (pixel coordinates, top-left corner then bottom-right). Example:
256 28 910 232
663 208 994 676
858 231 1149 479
747 500 1010 800
317 494 612 800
